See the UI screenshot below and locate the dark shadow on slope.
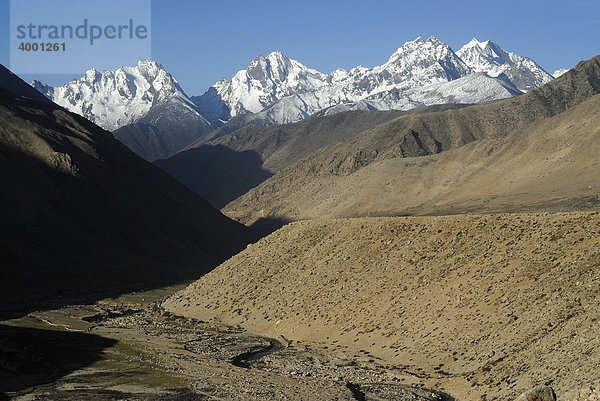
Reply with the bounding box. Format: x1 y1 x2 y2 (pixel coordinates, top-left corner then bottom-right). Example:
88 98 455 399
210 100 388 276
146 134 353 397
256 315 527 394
0 87 257 321
0 146 245 321
114 122 166 160
154 144 273 209
248 217 291 238
0 324 117 395
114 121 211 162
0 64 55 105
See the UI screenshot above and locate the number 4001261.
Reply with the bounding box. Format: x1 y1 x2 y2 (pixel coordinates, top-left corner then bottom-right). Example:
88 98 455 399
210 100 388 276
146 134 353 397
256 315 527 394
19 42 66 52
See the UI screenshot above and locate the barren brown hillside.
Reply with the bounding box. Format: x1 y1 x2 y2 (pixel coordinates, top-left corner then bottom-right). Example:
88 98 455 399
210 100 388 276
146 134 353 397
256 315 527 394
164 212 600 401
225 93 600 223
155 106 466 208
223 56 600 225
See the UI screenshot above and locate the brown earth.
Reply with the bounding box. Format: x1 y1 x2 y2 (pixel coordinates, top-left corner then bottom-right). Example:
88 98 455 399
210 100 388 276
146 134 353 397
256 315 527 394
164 212 600 401
223 56 600 225
154 105 467 208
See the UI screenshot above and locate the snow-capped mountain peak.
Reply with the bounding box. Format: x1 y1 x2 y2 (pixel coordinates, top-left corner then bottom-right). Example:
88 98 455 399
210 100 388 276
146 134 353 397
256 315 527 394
380 35 470 85
385 36 446 63
193 36 554 127
457 39 512 72
31 80 54 98
457 39 553 92
462 38 491 50
425 35 444 45
552 68 569 78
31 60 205 132
30 36 556 159
194 50 330 120
330 68 351 83
84 67 99 82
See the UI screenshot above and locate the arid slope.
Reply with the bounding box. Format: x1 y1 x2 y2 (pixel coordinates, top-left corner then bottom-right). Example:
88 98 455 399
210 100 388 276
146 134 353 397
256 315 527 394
154 109 409 207
155 106 466 208
224 56 600 224
165 212 600 401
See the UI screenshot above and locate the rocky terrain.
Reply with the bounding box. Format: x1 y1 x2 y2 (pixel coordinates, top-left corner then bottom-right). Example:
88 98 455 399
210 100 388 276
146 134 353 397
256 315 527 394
1 288 453 401
165 211 600 401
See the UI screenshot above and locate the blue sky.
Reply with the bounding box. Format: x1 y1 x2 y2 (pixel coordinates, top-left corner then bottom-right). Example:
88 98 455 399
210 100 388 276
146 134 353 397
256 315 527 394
1 0 599 95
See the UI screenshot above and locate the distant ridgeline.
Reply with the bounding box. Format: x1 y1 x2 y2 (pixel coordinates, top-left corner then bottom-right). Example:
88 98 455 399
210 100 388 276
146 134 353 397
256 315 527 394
30 36 559 161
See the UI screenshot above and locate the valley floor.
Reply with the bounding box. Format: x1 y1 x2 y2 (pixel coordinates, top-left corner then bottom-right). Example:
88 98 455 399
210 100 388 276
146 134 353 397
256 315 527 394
165 212 600 401
1 287 451 401
2 285 599 401
2 213 600 401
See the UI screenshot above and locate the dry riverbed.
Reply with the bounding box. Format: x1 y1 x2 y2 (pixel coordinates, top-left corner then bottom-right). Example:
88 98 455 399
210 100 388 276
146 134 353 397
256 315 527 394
1 287 450 401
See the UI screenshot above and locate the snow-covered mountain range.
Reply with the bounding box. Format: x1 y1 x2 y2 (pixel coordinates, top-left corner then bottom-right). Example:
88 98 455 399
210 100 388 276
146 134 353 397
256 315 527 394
31 36 561 159
194 36 555 126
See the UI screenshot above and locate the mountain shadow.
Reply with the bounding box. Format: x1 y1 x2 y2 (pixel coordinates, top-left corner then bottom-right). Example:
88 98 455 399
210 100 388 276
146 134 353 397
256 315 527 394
0 70 257 320
113 113 213 162
0 324 117 396
0 65 54 105
154 144 273 209
246 217 292 238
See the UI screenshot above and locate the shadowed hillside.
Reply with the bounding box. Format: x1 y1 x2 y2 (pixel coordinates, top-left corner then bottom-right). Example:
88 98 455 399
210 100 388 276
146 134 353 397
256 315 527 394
113 109 214 162
0 65 54 105
156 105 468 208
154 145 272 208
0 72 257 319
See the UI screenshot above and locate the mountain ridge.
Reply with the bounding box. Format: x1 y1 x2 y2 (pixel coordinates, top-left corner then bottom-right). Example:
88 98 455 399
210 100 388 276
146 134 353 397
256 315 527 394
28 37 559 163
195 36 552 127
456 38 553 91
31 60 214 161
32 37 555 158
222 55 600 225
154 104 470 212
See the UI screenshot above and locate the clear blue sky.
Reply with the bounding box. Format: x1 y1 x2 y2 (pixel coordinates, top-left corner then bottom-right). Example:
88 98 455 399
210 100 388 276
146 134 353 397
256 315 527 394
1 0 599 95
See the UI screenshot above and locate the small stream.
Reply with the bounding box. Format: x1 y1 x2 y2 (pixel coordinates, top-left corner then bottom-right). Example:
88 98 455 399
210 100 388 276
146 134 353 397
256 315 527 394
230 338 283 368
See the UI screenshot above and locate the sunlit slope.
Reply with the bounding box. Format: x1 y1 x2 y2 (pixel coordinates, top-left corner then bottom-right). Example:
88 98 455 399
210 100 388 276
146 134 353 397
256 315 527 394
165 212 600 401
